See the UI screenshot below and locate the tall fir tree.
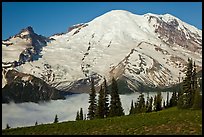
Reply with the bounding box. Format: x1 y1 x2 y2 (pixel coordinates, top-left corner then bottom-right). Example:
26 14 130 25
35 121 38 126
169 91 178 107
129 100 134 115
154 91 162 111
80 108 84 120
96 85 105 118
137 93 146 113
145 92 150 112
153 95 157 111
87 77 97 120
76 111 80 121
192 87 202 109
134 102 139 114
163 100 166 109
191 62 197 107
156 91 162 111
166 92 169 108
103 78 109 118
146 96 153 113
109 77 124 117
54 114 58 123
178 58 198 109
6 123 10 129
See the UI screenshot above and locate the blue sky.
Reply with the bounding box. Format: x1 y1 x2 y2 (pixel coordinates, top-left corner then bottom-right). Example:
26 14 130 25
2 2 202 40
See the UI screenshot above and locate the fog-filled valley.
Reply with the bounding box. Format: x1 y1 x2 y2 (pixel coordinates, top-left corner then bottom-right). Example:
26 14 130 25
2 92 172 129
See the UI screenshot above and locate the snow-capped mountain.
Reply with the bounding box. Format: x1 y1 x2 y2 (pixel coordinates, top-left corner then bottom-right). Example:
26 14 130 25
2 10 202 94
2 26 50 68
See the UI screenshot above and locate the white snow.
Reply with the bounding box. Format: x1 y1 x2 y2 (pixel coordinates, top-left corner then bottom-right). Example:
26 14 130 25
2 10 202 90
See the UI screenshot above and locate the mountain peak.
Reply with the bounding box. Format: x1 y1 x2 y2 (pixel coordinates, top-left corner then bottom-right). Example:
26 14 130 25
20 26 35 34
107 10 131 14
104 10 136 17
2 10 202 94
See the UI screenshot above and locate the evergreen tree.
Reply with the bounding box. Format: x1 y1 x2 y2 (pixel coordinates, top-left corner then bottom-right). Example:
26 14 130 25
169 91 178 107
109 77 124 117
6 123 10 129
96 85 105 118
183 58 193 108
76 111 80 121
80 108 83 120
154 91 162 111
153 95 157 111
35 121 38 126
191 62 197 106
129 100 134 115
134 102 139 114
137 93 146 113
166 92 169 108
145 93 150 112
163 100 165 109
146 97 153 113
177 90 182 100
54 114 58 123
87 77 97 120
103 78 109 118
192 87 202 109
178 58 198 109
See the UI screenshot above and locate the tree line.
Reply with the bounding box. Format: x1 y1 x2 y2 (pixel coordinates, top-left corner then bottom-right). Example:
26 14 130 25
76 58 202 121
76 77 124 121
5 58 202 129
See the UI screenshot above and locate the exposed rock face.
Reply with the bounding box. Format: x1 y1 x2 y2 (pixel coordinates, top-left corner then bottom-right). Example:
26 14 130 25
68 23 88 33
2 26 51 67
2 69 66 103
149 15 202 54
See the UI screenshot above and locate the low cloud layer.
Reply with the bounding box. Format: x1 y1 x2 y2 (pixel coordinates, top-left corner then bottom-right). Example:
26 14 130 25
2 92 172 129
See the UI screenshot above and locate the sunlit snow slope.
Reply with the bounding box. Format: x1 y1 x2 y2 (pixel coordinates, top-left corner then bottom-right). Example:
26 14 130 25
2 10 202 93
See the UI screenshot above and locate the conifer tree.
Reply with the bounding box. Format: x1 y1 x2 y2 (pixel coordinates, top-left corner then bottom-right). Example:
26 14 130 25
35 121 38 126
96 85 105 118
191 62 197 106
166 92 169 108
137 93 146 113
76 111 80 121
129 100 134 115
146 96 153 113
80 108 83 120
109 77 124 117
153 95 157 111
6 123 10 129
134 102 139 114
154 91 162 111
169 91 177 107
103 78 109 118
54 114 58 123
178 58 198 109
156 91 162 111
163 100 166 109
192 86 202 110
145 93 150 112
87 77 97 120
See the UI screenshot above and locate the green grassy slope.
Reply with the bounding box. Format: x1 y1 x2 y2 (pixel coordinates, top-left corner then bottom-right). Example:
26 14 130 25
2 107 202 135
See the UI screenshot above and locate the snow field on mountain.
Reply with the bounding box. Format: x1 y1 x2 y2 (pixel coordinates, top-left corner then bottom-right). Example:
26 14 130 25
2 10 202 91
